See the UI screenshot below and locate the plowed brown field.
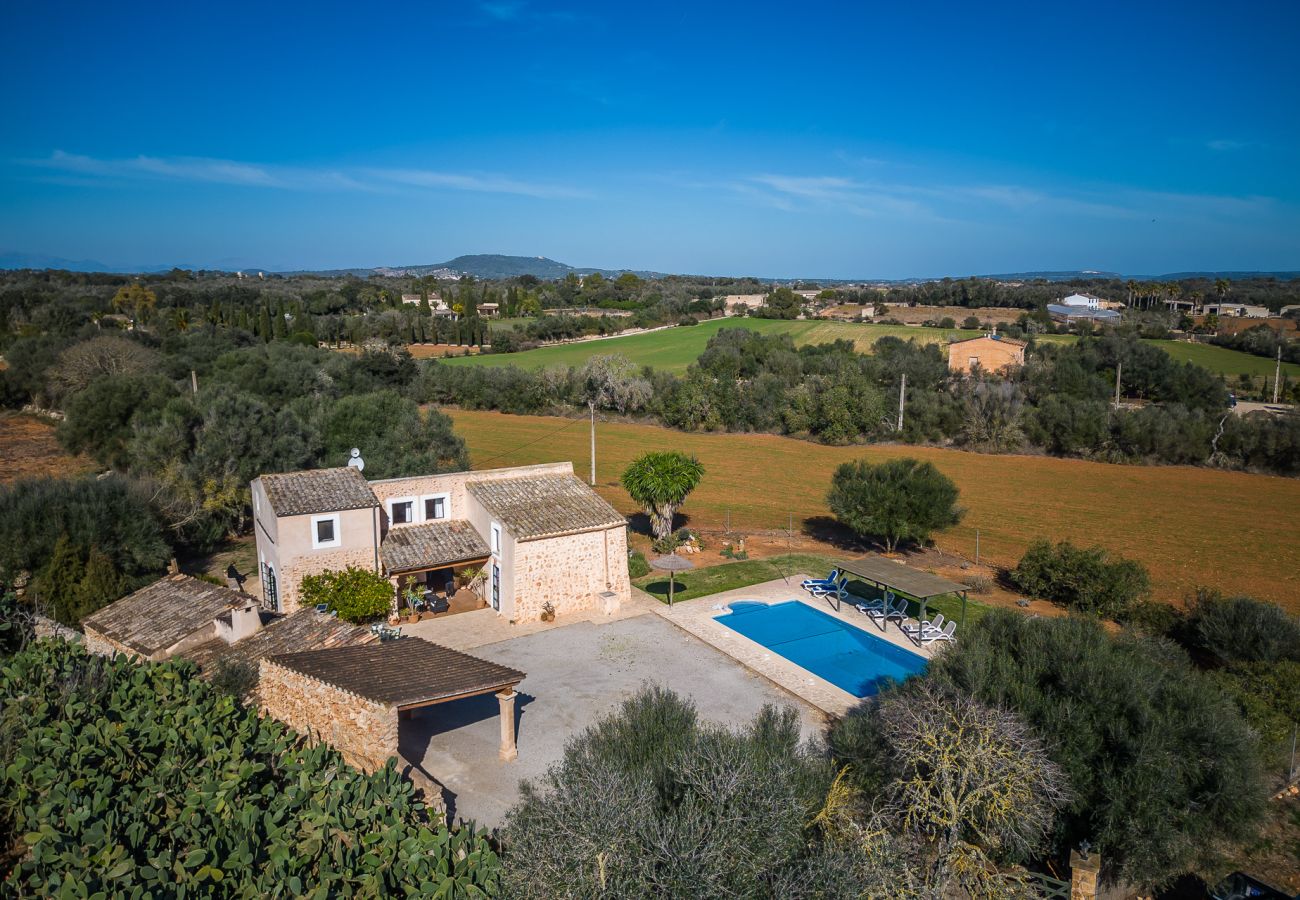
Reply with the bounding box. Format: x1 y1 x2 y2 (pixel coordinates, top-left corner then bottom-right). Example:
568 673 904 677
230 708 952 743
0 414 95 484
449 410 1300 609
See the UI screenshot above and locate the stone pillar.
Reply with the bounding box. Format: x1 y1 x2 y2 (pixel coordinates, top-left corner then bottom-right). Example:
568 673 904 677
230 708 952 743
497 689 518 762
1069 848 1101 900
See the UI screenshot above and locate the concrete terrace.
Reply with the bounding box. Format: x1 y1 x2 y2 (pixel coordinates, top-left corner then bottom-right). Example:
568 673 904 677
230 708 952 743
398 613 826 828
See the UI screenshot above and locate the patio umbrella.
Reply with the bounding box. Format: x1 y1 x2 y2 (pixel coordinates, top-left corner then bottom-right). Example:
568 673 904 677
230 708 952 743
650 553 694 606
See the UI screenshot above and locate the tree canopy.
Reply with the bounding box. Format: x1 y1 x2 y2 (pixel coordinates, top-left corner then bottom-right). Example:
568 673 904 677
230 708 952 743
620 451 704 542
827 457 963 552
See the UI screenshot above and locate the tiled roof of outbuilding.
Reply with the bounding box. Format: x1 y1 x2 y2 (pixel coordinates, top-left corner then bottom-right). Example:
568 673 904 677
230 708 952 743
381 520 491 573
267 638 524 707
260 467 378 517
182 608 375 674
468 474 627 540
81 575 242 657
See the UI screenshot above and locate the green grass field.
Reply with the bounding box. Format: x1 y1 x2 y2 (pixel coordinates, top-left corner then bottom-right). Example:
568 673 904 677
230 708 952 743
444 316 1294 380
445 318 982 373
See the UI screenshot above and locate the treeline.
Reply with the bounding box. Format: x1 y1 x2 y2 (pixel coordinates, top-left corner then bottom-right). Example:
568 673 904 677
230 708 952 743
418 328 1300 474
1211 323 1300 364
0 331 470 624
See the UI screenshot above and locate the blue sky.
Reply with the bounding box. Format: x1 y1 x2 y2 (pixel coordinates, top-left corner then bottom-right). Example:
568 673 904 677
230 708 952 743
2 0 1298 278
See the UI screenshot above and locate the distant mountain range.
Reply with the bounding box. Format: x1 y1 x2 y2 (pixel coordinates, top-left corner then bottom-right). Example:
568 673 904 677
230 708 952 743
1 249 1296 283
278 254 666 280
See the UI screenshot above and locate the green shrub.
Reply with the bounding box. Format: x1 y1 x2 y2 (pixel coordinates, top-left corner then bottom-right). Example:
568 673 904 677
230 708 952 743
1185 589 1300 664
501 686 889 898
1010 538 1150 619
1210 660 1300 773
922 610 1265 887
627 550 650 579
827 457 963 552
0 640 500 895
300 566 393 623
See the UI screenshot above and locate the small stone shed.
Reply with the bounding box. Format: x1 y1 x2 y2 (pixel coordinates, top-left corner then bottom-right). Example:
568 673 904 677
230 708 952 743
260 638 526 772
82 575 249 661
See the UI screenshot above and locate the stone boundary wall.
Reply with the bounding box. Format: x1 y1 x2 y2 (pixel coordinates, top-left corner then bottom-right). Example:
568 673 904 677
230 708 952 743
34 615 81 643
259 658 398 772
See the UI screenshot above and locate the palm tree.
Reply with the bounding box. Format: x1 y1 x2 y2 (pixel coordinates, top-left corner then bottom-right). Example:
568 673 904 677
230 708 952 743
1215 277 1230 301
171 307 191 332
621 451 705 543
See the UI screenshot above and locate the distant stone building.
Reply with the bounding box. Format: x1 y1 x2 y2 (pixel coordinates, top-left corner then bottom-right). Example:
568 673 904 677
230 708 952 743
947 334 1026 375
250 461 630 623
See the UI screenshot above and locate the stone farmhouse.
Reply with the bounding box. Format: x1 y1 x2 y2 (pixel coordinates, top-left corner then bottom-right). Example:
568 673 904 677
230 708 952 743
946 333 1026 375
251 460 631 624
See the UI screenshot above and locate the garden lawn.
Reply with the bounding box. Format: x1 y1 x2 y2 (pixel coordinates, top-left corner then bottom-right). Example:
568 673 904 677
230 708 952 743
634 552 991 625
450 410 1300 610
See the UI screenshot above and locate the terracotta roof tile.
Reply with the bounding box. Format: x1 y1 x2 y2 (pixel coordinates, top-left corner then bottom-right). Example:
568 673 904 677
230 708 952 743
260 467 378 517
182 608 375 674
81 575 242 657
468 474 626 541
267 638 524 707
381 520 490 573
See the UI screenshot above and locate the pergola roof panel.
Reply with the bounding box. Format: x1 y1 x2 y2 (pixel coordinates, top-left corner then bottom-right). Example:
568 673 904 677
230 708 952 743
835 555 966 599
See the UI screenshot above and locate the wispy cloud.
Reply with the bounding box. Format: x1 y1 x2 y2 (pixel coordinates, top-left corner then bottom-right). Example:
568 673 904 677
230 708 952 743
18 151 587 199
709 168 1279 227
1207 138 1249 152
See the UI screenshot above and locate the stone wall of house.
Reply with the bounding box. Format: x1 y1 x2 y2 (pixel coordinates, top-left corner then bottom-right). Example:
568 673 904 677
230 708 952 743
83 628 141 660
279 546 379 614
258 659 398 772
512 525 631 622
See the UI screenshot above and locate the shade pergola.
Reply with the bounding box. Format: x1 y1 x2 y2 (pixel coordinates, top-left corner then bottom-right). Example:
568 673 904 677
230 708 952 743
834 555 969 626
650 553 694 606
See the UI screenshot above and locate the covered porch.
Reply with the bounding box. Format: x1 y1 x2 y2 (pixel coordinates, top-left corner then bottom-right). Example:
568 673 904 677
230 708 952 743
382 520 492 621
833 554 969 628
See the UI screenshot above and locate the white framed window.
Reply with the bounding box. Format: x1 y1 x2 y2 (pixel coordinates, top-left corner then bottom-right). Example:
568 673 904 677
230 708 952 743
311 513 341 549
421 492 450 521
387 496 416 526
491 522 502 554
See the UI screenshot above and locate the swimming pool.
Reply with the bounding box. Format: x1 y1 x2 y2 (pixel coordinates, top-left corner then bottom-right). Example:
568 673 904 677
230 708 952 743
714 600 927 698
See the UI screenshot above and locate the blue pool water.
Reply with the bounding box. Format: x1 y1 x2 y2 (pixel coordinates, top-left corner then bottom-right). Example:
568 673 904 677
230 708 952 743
715 600 927 698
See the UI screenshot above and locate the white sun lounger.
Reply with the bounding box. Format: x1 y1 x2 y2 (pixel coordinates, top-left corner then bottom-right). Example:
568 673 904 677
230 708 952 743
867 597 909 626
808 576 847 598
921 621 957 643
901 612 944 638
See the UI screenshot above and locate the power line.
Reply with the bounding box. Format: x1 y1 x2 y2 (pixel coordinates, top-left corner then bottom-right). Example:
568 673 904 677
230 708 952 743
472 415 588 469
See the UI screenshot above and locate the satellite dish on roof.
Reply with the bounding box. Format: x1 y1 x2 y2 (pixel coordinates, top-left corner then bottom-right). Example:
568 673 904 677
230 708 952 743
347 448 365 472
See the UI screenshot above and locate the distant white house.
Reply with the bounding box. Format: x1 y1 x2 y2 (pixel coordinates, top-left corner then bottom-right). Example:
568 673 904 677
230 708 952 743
1060 293 1102 309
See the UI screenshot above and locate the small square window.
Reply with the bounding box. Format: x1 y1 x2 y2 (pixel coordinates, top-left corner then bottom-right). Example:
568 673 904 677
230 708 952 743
316 518 335 544
392 501 413 525
425 496 446 520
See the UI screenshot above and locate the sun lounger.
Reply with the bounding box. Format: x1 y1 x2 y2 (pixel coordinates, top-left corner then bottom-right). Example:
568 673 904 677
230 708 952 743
807 576 847 598
921 621 957 643
902 612 942 638
868 597 909 626
854 598 885 615
800 570 840 590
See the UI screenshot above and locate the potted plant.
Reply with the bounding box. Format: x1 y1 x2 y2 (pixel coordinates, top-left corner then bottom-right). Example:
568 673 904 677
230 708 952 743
403 586 422 623
540 601 556 622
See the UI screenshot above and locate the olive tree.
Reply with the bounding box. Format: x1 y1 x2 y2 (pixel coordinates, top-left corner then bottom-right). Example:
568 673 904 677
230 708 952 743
827 457 963 552
579 353 652 413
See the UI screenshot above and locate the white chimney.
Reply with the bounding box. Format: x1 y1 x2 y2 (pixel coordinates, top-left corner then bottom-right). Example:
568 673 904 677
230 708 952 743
217 599 263 645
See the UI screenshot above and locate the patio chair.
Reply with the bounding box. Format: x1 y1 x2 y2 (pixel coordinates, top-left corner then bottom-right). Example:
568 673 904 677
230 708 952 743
921 621 957 644
800 569 839 590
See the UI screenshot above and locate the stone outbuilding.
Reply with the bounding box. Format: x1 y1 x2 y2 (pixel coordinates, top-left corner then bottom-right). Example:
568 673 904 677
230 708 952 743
946 333 1026 375
251 460 631 623
80 574 374 696
259 638 526 772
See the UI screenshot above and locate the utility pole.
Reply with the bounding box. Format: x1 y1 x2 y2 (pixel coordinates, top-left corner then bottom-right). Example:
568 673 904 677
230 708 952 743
975 528 980 566
588 400 596 486
1274 346 1283 405
190 369 198 395
897 372 907 431
1113 361 1122 409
